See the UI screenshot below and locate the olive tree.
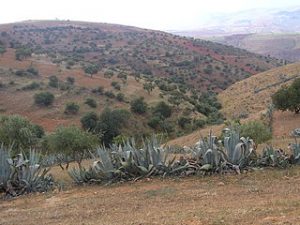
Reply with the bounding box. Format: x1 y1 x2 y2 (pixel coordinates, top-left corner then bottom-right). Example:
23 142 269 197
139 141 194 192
46 126 98 168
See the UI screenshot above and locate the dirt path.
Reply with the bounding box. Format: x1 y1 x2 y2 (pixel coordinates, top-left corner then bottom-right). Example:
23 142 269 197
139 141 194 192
1 167 300 225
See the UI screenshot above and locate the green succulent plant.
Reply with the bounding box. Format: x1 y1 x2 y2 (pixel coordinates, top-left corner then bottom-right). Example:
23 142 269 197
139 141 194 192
0 147 54 196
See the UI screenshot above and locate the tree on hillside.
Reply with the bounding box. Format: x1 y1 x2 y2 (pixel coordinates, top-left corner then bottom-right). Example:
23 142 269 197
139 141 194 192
80 112 99 131
272 78 300 114
0 115 44 153
153 101 172 118
34 92 55 107
47 126 98 168
95 108 130 145
15 46 32 60
143 82 155 95
130 97 148 114
83 63 100 78
64 102 80 115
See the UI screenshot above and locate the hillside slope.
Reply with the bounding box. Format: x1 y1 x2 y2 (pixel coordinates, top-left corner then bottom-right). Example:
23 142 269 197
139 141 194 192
218 62 300 118
0 48 202 134
0 20 286 139
167 62 300 147
0 20 284 92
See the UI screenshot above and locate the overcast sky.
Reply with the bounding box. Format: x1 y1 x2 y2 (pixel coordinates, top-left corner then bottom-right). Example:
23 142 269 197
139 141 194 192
1 0 299 30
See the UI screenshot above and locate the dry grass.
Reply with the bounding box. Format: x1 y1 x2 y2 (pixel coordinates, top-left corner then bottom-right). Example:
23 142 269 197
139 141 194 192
1 165 300 225
218 61 300 119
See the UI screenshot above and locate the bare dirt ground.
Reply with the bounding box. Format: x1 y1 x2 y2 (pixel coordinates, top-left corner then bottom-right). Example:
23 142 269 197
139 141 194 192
272 111 300 138
1 166 300 225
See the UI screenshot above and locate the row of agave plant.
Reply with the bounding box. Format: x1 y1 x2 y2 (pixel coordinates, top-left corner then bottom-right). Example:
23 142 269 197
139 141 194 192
69 129 300 185
0 147 54 197
1 128 300 196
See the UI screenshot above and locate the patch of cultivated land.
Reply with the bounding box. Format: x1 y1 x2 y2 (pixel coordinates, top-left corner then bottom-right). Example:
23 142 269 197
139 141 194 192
1 167 300 225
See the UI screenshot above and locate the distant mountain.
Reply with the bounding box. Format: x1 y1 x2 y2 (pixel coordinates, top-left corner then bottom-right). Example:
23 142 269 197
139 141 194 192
174 7 300 37
214 33 300 62
172 7 300 61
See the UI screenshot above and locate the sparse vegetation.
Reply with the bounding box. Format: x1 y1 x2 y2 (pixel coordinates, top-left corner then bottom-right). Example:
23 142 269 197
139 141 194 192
240 120 272 144
0 115 44 153
84 98 97 108
83 63 100 78
15 46 32 60
46 126 98 167
130 97 148 114
34 92 55 107
48 75 59 88
64 102 80 115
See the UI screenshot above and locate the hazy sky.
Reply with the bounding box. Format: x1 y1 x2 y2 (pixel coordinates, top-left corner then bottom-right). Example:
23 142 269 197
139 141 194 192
1 0 299 30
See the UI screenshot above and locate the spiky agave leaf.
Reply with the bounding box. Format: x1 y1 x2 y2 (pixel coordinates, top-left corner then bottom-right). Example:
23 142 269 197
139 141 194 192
0 145 11 190
1 148 54 196
292 144 300 164
257 146 290 168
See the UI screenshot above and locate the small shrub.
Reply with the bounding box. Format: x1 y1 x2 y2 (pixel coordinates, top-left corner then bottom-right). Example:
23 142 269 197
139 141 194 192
148 116 161 129
66 76 75 85
15 69 26 76
111 81 121 90
15 46 32 60
240 121 272 144
22 81 40 90
153 101 172 118
85 98 97 108
178 116 191 129
193 119 206 129
48 75 59 88
26 67 39 76
116 93 125 102
34 92 54 106
130 97 148 114
92 86 104 95
81 112 99 131
64 102 80 115
104 91 115 98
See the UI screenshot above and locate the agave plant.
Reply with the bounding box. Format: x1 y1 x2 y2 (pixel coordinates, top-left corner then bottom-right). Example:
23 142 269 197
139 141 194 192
0 147 54 196
289 129 300 164
257 146 290 168
290 138 300 165
192 132 226 173
69 136 191 184
0 146 11 192
223 129 256 168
